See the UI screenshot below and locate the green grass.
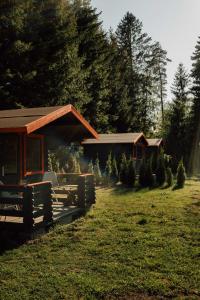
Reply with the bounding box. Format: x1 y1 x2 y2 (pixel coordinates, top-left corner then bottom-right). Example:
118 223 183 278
0 180 200 299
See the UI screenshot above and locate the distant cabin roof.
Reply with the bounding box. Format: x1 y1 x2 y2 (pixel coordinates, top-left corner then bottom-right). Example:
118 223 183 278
82 133 148 145
0 105 98 138
147 138 163 147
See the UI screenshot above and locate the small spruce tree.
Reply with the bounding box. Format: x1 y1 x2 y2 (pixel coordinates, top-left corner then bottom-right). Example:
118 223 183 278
127 159 136 187
119 153 128 184
88 160 94 174
145 158 154 187
94 157 102 185
105 153 113 183
176 159 186 188
139 159 147 187
166 167 173 187
112 156 119 183
156 151 166 186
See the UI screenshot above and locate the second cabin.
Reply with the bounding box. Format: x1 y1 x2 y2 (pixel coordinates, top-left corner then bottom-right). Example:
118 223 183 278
82 132 148 169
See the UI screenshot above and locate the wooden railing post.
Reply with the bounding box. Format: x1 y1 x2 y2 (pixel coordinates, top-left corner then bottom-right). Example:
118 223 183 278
77 175 86 208
86 175 95 205
23 186 34 231
43 182 53 227
77 174 96 209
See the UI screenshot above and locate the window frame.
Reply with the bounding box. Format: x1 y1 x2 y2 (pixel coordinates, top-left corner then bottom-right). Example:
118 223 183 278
24 134 44 176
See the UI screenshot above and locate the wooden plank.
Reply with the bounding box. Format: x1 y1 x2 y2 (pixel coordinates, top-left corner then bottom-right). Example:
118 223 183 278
0 197 23 205
0 209 23 217
0 185 25 192
33 209 44 218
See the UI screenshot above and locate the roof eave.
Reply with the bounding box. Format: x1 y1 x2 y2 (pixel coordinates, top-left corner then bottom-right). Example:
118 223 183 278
0 127 26 133
24 105 98 138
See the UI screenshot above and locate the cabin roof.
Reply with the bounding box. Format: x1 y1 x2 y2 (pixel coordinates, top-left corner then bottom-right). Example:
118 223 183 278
0 105 98 138
147 138 163 147
82 132 147 145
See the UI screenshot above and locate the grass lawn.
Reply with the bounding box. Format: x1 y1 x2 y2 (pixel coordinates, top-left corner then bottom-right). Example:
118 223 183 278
0 180 200 300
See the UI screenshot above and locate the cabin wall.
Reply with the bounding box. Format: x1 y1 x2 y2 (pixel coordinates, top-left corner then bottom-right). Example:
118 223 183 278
83 143 133 168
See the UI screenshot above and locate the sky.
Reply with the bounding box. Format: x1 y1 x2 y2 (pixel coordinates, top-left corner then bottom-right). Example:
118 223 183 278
90 0 200 100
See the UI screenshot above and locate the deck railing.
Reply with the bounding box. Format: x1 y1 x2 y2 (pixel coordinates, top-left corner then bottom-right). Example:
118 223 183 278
0 181 53 231
57 173 96 208
0 174 95 232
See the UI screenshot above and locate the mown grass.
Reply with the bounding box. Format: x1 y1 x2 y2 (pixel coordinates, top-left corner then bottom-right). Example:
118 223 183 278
0 180 200 300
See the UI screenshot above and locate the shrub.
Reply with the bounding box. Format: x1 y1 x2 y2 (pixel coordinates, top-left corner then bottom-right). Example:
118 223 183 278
139 159 147 187
145 158 154 187
48 150 60 172
156 152 166 186
176 159 186 188
105 153 113 183
126 159 136 187
166 167 173 187
94 157 102 185
111 156 119 183
119 153 128 184
88 160 94 174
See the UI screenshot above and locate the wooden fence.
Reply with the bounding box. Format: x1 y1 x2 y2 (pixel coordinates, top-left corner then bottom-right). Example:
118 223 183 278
0 174 95 232
0 181 53 232
57 173 96 208
77 174 95 208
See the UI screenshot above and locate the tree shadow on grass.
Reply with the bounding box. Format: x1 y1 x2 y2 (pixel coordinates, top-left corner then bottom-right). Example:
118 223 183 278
0 229 30 255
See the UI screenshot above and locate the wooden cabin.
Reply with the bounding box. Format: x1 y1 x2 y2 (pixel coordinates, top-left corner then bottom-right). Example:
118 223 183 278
146 138 164 158
0 105 98 232
0 105 97 184
82 133 148 170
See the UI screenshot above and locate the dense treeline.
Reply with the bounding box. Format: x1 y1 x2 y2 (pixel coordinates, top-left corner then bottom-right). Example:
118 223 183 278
0 0 169 134
0 0 200 174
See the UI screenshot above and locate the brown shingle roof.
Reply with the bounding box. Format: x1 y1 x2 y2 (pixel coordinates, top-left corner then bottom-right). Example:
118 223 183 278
147 138 163 147
82 133 146 144
0 105 98 138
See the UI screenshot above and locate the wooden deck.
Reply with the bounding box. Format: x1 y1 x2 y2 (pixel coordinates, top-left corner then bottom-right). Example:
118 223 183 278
0 173 95 233
0 203 82 226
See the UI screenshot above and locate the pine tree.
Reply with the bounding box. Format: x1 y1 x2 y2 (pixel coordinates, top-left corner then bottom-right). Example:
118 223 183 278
151 42 171 128
119 153 128 184
176 159 186 188
107 31 131 132
111 156 119 183
145 158 154 187
127 159 136 187
166 167 173 187
165 63 190 172
139 159 147 188
188 36 200 174
0 0 31 108
94 156 102 185
72 0 111 131
105 153 113 183
88 160 94 174
115 12 153 132
156 151 166 186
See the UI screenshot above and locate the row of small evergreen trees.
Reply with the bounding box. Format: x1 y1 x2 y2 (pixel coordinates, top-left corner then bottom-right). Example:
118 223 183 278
89 151 186 189
48 146 186 189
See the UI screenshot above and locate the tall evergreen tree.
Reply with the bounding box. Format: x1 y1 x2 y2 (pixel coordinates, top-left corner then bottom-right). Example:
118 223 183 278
189 36 200 174
0 0 31 108
23 0 88 108
165 63 190 171
151 42 170 128
72 0 111 131
115 12 152 132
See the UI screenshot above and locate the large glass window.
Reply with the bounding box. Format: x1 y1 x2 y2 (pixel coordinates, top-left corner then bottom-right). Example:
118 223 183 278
25 135 44 174
0 135 18 175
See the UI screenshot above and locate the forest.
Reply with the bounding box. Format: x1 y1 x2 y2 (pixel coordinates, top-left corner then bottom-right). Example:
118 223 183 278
0 0 200 174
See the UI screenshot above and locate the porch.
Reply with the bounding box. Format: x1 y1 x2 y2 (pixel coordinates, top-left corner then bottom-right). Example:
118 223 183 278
0 173 95 233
